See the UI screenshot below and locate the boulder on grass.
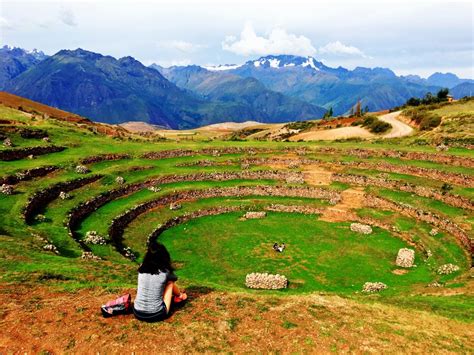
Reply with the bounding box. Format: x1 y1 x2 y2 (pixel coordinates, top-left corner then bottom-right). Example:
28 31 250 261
362 282 387 293
350 223 372 235
244 211 267 219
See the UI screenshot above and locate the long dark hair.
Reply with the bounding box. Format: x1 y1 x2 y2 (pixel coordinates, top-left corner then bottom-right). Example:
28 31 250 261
138 241 174 274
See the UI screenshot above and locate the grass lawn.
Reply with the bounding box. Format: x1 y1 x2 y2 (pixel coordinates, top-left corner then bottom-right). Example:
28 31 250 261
158 212 438 294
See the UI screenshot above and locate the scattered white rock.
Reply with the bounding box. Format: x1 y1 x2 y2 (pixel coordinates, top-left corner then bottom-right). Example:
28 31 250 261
75 165 90 174
59 191 70 200
36 214 47 222
42 137 50 143
436 143 449 152
245 273 288 289
83 231 107 245
288 161 300 169
81 252 101 261
43 243 59 254
362 282 387 293
123 247 136 261
241 162 250 170
395 248 415 268
27 154 35 159
148 186 161 193
3 138 13 147
115 176 125 184
429 228 439 236
428 282 443 288
437 264 460 275
244 211 267 219
350 223 373 235
0 184 14 195
169 202 182 210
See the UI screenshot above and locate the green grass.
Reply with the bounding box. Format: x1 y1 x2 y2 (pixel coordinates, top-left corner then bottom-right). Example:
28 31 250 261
158 212 439 294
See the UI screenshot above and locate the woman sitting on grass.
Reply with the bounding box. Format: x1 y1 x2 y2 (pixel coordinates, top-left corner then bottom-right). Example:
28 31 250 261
133 241 187 322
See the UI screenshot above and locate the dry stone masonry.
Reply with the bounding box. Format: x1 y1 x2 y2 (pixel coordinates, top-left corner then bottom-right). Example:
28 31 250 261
350 223 373 235
437 264 460 275
395 248 415 268
244 211 267 219
245 273 288 290
362 282 387 293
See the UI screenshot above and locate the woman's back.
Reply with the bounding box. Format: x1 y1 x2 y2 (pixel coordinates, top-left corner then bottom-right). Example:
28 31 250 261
134 272 168 313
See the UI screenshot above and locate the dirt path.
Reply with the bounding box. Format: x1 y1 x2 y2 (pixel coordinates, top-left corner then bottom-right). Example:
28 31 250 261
0 284 472 353
379 111 414 138
290 126 374 141
320 187 365 222
303 165 333 185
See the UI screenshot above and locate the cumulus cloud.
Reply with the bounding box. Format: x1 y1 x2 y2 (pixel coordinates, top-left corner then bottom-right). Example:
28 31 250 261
158 40 206 53
59 7 77 27
222 23 316 56
319 41 368 57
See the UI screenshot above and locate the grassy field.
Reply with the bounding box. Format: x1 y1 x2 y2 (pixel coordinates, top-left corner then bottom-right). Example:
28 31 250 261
0 98 473 352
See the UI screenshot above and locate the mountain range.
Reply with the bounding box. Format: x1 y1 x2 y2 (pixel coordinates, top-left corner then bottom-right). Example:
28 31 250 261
1 45 472 128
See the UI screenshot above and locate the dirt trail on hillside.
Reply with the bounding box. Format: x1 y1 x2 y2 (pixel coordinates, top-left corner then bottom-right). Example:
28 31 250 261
320 187 365 222
0 284 472 353
290 126 374 141
303 165 333 185
379 111 414 138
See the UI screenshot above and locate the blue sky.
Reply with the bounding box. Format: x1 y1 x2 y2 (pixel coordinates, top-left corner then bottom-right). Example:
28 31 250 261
1 0 473 78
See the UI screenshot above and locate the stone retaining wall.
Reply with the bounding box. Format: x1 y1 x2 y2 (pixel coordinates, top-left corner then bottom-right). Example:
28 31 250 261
109 185 340 252
332 173 474 210
365 194 473 259
0 145 65 161
80 153 131 164
0 166 59 185
24 175 102 224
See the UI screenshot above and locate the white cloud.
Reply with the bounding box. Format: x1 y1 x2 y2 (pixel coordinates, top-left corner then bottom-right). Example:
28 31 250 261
319 41 368 57
0 16 13 30
158 40 207 53
59 7 77 27
222 22 316 57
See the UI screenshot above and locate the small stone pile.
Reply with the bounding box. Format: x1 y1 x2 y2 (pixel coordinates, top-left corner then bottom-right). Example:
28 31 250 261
42 137 50 143
350 223 373 235
429 228 439 236
81 252 101 261
3 138 13 147
362 282 387 293
0 184 14 195
83 231 107 245
115 176 125 185
148 186 161 192
43 243 59 254
28 154 35 159
288 161 300 169
244 211 267 219
329 197 339 205
245 273 288 290
395 248 415 268
123 247 136 261
241 162 250 170
437 264 460 275
436 143 449 152
36 214 47 222
59 191 70 200
75 165 90 174
169 202 182 210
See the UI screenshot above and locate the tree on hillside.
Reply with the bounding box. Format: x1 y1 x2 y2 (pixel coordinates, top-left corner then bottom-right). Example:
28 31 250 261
437 88 449 100
323 107 333 118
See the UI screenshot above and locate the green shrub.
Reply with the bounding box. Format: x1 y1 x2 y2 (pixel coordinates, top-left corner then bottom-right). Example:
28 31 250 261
369 120 391 133
419 114 441 130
